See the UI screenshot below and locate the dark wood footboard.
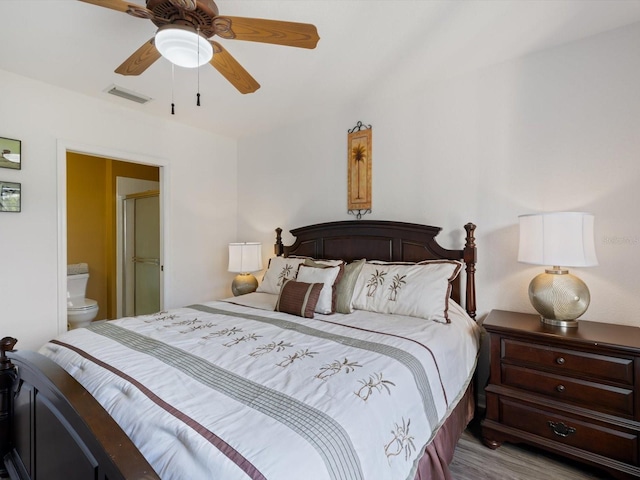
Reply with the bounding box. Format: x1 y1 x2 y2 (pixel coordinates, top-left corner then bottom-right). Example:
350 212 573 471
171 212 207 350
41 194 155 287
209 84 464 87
0 338 159 480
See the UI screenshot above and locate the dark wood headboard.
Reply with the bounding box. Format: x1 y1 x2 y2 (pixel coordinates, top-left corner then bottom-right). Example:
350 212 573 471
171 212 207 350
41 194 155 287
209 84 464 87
274 220 477 319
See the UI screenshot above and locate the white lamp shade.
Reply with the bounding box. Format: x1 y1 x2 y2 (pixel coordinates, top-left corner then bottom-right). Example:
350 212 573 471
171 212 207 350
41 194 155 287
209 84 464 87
518 212 598 267
155 25 213 68
228 243 262 273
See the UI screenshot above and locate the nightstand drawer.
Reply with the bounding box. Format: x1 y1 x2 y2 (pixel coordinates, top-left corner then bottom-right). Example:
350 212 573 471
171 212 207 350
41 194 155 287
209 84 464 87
503 364 634 417
502 338 634 385
500 397 639 464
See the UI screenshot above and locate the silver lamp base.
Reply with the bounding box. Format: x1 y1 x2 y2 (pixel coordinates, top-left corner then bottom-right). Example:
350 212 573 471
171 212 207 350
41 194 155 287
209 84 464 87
231 273 258 296
528 267 590 328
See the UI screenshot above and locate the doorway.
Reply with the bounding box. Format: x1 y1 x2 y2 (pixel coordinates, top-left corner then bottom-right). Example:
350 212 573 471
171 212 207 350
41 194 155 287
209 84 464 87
64 149 163 330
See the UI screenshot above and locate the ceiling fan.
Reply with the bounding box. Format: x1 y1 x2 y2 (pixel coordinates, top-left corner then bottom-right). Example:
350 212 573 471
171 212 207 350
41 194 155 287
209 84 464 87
78 0 320 94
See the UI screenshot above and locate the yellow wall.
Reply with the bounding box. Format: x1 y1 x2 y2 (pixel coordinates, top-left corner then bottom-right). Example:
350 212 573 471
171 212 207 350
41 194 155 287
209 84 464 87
67 153 159 319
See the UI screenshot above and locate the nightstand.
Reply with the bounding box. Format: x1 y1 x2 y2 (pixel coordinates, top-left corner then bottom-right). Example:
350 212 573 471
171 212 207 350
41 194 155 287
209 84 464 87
481 309 640 480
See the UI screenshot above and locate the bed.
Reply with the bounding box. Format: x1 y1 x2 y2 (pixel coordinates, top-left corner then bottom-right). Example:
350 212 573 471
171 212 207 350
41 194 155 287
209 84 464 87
1 220 479 480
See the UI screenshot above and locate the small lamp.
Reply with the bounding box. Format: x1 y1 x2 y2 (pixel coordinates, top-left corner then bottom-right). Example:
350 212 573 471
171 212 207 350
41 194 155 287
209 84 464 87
518 212 598 328
228 242 262 296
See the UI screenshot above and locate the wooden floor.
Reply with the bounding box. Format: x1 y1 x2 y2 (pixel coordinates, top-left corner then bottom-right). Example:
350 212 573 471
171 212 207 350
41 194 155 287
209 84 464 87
450 420 615 480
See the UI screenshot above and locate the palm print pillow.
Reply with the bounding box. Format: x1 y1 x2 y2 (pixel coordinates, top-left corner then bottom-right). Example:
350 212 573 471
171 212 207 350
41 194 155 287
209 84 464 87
256 256 308 294
351 260 462 323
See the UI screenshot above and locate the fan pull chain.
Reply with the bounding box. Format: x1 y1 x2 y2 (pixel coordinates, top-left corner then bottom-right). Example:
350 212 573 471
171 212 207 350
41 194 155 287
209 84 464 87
197 28 202 107
171 63 175 115
196 67 201 106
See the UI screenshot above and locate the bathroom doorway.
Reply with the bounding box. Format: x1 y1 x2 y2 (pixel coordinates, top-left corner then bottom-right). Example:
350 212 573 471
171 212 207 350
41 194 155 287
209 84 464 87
66 152 162 321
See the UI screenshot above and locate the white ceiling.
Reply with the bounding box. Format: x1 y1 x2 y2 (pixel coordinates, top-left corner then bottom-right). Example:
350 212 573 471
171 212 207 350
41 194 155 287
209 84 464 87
2 0 640 139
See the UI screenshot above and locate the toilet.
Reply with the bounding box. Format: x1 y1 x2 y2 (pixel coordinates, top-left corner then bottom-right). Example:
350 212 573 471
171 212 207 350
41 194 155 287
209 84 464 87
67 263 99 330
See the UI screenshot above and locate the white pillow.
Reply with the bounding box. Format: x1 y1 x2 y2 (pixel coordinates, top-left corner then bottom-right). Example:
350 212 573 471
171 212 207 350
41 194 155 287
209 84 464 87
256 257 308 294
351 260 462 322
296 264 342 314
301 258 344 267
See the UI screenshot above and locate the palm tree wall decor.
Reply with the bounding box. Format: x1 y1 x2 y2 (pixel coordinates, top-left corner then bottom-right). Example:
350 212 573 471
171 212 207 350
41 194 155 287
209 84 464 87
352 143 366 200
347 122 372 217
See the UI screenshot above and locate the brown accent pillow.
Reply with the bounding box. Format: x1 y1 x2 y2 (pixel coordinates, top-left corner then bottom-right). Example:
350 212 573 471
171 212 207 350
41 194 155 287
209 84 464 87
275 280 323 318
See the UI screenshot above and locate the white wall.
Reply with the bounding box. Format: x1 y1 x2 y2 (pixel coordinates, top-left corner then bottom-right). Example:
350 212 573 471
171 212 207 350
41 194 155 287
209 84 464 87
2 21 637 354
0 70 238 351
237 22 640 326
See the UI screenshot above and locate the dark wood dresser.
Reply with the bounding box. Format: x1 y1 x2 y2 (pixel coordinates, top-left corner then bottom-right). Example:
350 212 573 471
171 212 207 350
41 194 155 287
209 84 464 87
481 309 640 479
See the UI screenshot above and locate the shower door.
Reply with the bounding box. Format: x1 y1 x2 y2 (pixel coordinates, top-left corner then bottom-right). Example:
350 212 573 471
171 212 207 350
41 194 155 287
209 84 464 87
123 191 160 316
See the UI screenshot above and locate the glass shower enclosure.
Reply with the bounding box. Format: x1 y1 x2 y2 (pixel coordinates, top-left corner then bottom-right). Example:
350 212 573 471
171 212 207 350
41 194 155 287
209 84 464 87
123 190 160 316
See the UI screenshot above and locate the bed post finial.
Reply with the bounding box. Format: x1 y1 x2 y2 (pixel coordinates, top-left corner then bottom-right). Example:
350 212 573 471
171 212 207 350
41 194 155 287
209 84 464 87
275 228 284 256
463 223 477 319
1 337 18 472
0 337 17 370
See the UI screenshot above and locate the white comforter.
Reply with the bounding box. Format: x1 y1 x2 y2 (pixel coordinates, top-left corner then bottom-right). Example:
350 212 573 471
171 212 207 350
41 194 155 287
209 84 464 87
40 294 480 480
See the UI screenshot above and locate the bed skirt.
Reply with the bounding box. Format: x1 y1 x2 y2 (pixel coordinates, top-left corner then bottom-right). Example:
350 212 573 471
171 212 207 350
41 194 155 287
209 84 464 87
415 383 474 480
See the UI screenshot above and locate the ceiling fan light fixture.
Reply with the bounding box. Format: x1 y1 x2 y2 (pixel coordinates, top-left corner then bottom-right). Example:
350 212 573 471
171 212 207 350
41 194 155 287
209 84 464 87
155 25 213 68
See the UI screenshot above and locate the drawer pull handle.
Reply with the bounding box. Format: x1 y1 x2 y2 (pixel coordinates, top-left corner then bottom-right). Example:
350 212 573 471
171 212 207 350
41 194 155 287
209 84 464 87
556 357 565 365
548 421 576 438
556 384 566 393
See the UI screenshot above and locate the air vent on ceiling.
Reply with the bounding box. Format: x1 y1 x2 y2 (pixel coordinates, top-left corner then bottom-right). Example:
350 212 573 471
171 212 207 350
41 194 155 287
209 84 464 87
105 85 152 104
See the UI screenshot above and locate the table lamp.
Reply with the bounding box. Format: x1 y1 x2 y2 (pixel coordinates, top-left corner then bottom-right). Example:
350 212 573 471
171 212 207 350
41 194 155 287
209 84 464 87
228 242 262 296
518 212 598 328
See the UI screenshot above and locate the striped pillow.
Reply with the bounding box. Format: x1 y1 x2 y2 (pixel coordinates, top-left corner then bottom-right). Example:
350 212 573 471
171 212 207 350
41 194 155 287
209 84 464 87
275 279 323 318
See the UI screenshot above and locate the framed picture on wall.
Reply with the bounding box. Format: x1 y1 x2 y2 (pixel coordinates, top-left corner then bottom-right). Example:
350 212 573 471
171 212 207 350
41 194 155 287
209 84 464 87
0 137 21 170
347 121 372 219
0 181 21 212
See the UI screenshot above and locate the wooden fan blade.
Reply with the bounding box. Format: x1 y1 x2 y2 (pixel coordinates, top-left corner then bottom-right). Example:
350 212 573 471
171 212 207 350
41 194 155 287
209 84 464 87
115 39 161 76
216 17 319 49
77 0 137 13
210 42 260 94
